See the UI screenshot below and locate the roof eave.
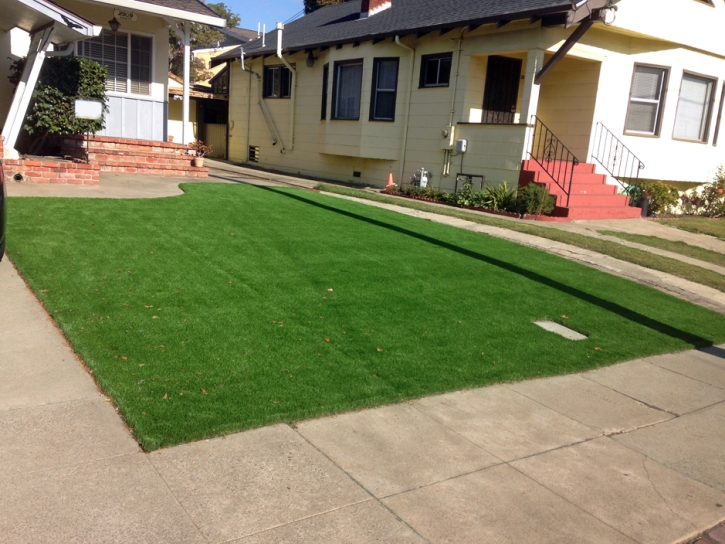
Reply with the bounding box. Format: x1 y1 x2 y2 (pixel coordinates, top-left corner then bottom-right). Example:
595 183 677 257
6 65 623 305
82 0 225 26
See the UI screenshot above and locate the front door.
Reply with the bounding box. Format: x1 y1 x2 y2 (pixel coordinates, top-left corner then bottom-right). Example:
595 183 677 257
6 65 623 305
482 56 522 124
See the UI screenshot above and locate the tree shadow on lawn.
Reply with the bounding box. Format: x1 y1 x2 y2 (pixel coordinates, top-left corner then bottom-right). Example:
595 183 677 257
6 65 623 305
258 186 714 349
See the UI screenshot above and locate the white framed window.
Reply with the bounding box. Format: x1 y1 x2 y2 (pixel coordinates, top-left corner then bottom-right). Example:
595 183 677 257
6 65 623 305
624 64 668 136
77 30 152 96
332 59 363 120
673 72 717 142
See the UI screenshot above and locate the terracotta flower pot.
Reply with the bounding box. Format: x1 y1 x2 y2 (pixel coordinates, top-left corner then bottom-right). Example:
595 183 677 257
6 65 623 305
192 157 204 167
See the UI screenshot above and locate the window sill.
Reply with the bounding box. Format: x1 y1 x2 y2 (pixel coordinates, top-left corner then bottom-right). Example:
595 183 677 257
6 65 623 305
622 131 661 139
672 136 709 145
331 117 361 121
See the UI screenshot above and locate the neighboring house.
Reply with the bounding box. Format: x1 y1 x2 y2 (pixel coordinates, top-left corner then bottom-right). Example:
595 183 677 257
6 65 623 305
168 71 229 157
190 27 258 88
213 0 725 219
3 0 224 156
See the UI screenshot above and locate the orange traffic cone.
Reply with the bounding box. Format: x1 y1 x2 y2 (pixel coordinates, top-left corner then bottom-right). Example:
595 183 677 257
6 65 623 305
386 167 395 190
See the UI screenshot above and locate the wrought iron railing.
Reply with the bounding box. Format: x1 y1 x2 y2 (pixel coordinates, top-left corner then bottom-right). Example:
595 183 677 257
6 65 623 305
591 122 644 198
528 115 579 208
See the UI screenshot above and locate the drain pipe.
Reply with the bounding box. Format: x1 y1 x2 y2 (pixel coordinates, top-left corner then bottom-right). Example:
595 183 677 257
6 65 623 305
394 35 415 186
239 50 284 149
276 22 296 152
443 29 465 177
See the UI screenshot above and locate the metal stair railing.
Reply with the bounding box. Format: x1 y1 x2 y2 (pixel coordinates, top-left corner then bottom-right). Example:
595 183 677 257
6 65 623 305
527 115 580 208
591 122 645 201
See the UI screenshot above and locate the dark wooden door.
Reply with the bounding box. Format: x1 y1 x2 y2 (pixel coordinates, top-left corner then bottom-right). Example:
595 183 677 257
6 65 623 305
482 56 523 124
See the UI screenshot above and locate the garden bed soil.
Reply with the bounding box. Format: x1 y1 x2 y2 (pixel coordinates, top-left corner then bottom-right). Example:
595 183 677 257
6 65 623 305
382 191 522 219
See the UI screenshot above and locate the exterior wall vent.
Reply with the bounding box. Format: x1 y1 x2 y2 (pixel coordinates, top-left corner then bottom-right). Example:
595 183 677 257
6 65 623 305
249 145 260 163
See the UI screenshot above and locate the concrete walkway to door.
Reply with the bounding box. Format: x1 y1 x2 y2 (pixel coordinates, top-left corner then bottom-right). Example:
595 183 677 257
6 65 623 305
2 171 725 542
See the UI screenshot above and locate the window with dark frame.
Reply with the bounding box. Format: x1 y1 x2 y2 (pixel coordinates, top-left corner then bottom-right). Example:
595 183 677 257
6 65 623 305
332 59 363 120
370 58 399 121
624 64 668 136
419 53 452 88
321 63 329 120
673 72 717 142
263 65 293 98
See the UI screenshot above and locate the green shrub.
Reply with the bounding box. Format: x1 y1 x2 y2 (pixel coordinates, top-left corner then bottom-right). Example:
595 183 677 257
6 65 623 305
482 181 517 211
636 180 679 214
10 56 108 152
516 183 556 215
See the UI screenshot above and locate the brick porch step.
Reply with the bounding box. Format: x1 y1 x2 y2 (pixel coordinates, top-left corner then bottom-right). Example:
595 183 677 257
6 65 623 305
519 160 639 221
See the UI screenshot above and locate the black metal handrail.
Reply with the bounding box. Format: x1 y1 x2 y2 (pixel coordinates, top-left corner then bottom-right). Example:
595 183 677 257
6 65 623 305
591 122 644 197
527 115 579 208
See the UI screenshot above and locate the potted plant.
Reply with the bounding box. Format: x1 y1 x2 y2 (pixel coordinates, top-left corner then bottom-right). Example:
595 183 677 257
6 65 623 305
188 140 212 167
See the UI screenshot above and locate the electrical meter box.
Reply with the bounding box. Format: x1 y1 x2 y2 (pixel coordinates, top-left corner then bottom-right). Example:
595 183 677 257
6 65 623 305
455 139 468 153
441 126 455 150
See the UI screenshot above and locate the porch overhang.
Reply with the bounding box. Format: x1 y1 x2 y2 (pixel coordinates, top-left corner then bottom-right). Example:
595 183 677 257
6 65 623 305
0 0 100 44
75 0 225 27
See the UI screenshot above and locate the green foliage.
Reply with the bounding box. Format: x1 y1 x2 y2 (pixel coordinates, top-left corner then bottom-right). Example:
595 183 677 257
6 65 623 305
482 181 517 211
635 180 679 214
516 183 556 216
701 166 725 217
17 57 108 138
169 2 241 82
304 0 353 14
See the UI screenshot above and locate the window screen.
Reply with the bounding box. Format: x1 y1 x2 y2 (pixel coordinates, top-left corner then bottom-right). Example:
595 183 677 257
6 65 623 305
333 60 363 120
624 65 668 135
370 58 399 121
263 66 292 98
78 30 129 93
419 53 452 88
130 35 151 95
673 73 715 142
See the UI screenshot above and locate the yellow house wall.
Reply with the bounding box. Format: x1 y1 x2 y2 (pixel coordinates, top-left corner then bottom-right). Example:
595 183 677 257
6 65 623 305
228 8 725 190
168 96 197 143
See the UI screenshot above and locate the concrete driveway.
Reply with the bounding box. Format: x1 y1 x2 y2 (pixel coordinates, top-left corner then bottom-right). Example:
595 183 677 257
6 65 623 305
2 172 725 542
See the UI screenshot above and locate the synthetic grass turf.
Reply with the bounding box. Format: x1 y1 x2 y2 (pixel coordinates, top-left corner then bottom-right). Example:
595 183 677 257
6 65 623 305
8 183 725 450
657 217 725 241
318 184 725 293
599 230 725 268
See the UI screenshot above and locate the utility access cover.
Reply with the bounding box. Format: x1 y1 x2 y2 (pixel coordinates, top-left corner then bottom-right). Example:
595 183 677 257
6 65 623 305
534 321 587 341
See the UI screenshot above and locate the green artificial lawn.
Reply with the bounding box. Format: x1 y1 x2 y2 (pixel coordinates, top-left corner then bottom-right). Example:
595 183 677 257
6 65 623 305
658 217 725 241
8 184 725 450
599 230 725 268
319 184 725 293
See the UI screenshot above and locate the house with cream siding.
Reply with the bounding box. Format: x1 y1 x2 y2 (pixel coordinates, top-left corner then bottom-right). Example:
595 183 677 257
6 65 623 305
214 0 725 220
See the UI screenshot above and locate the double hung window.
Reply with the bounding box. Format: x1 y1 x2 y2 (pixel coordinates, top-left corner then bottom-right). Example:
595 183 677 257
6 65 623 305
370 58 399 121
624 65 668 136
332 59 363 120
263 65 293 98
77 30 151 95
673 73 716 142
321 63 329 120
419 53 452 88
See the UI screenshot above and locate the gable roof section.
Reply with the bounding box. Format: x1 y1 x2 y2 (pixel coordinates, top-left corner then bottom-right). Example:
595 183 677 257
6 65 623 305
212 0 580 64
1 0 100 43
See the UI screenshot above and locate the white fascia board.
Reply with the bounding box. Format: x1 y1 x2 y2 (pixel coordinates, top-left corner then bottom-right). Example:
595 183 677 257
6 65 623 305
85 0 226 27
21 0 100 37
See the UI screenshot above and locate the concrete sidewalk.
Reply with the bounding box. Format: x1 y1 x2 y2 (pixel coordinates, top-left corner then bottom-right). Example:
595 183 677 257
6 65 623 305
2 255 725 543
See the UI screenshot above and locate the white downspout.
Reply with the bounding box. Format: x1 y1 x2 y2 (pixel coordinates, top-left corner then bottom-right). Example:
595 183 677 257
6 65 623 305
240 50 284 149
443 29 465 177
276 22 296 152
393 35 415 186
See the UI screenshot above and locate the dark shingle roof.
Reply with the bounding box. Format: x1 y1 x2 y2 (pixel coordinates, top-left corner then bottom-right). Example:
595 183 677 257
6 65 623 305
221 27 259 41
133 0 222 19
213 0 575 63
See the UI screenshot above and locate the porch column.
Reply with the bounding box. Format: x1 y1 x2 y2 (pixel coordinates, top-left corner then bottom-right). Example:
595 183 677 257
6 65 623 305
1 25 55 156
520 48 545 160
182 22 191 144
